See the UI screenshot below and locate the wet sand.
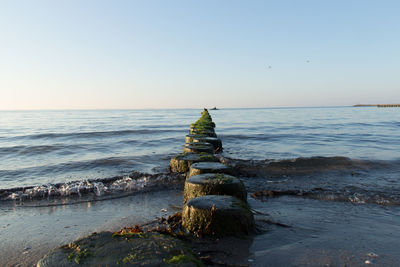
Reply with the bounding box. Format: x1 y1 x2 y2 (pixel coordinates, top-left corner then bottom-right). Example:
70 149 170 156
0 189 183 266
249 196 400 266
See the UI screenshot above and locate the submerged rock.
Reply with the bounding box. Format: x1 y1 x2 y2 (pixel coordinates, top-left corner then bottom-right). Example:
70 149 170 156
182 195 254 236
187 162 234 178
184 173 247 203
169 153 218 173
37 231 201 267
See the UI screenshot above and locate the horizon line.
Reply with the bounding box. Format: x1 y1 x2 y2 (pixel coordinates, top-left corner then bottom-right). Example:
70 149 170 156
0 105 354 111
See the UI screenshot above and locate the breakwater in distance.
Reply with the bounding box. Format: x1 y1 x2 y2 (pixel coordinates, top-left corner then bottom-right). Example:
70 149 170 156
354 104 400 107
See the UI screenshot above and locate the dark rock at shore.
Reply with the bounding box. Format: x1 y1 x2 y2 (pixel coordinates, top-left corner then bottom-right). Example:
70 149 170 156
37 231 201 267
182 195 254 236
184 173 246 203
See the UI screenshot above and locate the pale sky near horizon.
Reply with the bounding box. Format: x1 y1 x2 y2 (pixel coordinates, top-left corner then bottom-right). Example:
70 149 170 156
1 0 399 110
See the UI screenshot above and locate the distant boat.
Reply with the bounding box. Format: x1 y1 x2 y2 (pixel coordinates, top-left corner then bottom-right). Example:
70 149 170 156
210 107 219 110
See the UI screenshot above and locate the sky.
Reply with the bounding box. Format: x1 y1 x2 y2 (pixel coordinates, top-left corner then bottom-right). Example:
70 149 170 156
0 0 399 110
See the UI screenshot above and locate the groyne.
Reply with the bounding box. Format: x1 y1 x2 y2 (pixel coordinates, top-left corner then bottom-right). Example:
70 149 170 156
171 108 254 236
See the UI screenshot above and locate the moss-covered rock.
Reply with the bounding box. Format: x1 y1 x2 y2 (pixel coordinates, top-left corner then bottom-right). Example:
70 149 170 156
183 143 215 154
190 123 215 129
169 153 218 173
189 128 217 137
37 232 202 267
184 173 247 203
187 162 234 178
193 137 222 151
182 195 254 236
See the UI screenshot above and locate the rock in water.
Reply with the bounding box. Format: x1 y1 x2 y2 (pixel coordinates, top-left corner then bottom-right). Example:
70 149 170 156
182 195 254 236
37 232 201 267
185 134 205 144
189 128 217 137
192 137 222 151
184 173 247 203
183 142 215 154
169 153 218 173
187 162 234 178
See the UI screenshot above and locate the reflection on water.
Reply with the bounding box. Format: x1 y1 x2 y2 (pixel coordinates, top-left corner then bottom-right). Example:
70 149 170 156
249 197 400 266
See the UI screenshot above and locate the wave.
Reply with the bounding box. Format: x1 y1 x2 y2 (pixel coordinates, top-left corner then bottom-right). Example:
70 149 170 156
0 156 145 180
0 171 185 203
0 136 182 157
220 155 400 206
0 144 87 156
250 187 400 206
221 156 400 176
8 129 184 141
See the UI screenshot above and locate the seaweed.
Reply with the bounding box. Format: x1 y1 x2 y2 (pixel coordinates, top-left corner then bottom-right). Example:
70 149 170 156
112 225 150 239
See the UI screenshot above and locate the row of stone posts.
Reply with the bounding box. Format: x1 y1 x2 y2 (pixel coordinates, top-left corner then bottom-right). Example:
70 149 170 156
170 109 254 236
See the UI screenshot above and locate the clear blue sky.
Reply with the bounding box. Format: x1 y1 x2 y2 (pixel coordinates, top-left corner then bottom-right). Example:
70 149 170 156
1 0 399 109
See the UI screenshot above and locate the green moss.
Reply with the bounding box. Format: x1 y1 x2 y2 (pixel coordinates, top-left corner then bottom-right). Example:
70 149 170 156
120 253 146 264
67 253 74 261
66 245 91 264
199 155 215 161
192 111 215 130
163 254 203 266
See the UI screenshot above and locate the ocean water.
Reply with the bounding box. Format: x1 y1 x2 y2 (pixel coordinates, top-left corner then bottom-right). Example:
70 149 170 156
0 107 399 190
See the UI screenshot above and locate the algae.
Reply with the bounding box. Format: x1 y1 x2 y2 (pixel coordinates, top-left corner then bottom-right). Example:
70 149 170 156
66 243 92 264
119 252 146 264
199 155 215 161
163 254 203 266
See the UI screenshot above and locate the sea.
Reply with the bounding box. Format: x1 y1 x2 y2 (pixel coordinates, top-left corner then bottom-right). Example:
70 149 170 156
1 107 399 190
1 107 400 266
